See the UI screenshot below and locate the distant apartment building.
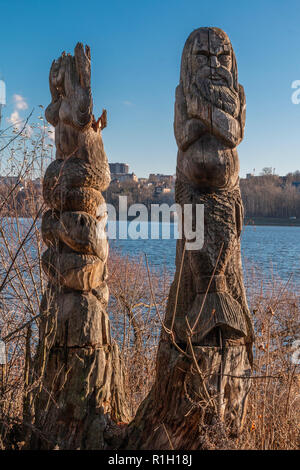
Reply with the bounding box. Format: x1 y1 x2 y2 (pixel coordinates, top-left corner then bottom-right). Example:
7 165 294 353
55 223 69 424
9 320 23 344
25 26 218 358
148 174 174 185
154 186 171 195
111 173 138 183
138 177 148 184
109 162 129 175
109 162 137 182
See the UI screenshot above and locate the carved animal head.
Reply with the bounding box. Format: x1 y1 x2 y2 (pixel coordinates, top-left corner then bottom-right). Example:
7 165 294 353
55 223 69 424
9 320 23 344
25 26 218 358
180 27 240 118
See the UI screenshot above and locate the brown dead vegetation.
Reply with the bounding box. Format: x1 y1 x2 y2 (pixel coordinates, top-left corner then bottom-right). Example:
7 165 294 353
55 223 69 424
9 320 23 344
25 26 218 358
0 121 299 450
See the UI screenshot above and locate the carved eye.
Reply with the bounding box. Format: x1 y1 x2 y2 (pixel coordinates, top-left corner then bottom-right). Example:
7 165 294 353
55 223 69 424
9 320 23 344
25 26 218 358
219 54 231 66
196 53 208 65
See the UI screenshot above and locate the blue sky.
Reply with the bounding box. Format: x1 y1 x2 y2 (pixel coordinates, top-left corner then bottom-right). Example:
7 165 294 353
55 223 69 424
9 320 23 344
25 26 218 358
1 0 300 178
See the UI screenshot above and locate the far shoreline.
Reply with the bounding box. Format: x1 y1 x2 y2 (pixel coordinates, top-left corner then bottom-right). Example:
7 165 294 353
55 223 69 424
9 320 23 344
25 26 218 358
244 217 300 227
5 215 300 227
120 215 300 226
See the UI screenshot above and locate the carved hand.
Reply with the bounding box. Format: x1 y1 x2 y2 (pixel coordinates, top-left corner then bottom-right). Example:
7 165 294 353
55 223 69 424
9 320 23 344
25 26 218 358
174 84 207 151
185 92 242 148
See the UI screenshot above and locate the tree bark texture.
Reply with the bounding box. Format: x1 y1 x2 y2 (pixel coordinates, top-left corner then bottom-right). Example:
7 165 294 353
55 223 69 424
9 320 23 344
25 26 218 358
32 44 130 450
124 27 253 450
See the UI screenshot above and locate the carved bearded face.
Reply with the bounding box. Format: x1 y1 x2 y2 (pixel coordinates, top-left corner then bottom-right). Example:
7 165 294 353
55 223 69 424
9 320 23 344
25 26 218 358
181 28 240 118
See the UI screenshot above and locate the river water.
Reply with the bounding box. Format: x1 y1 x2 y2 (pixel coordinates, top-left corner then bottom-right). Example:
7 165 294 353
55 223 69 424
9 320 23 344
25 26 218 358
110 223 300 287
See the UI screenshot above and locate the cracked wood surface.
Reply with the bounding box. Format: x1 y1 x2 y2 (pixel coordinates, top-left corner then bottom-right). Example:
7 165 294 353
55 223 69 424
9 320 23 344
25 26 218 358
32 44 129 450
124 28 253 450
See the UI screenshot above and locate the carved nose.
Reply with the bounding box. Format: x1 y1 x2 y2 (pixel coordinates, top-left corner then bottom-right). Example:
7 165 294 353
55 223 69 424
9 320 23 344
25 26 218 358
210 56 220 68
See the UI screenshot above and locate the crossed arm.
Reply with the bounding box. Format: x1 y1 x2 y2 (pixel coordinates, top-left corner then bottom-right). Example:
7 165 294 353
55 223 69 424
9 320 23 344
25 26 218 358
174 83 245 151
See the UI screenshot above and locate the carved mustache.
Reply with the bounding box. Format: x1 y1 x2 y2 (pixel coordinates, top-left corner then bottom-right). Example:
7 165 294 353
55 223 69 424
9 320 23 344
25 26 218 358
195 77 240 118
196 65 233 89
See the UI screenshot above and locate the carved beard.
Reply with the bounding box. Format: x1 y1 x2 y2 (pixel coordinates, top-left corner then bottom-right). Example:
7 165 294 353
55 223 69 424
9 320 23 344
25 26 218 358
196 78 240 118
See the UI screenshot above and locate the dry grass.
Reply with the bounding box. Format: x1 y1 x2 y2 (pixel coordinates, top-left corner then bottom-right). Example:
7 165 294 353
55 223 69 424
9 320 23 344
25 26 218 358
0 237 299 449
107 250 171 416
237 270 300 449
0 120 298 450
108 257 299 449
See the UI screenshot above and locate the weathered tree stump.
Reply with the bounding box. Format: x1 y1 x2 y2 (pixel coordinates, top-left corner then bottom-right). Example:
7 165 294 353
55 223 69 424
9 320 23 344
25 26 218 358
32 44 130 450
124 27 254 450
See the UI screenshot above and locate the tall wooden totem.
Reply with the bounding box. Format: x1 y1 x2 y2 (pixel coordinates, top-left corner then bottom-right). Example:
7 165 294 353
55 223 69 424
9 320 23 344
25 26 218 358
33 44 129 449
125 27 253 449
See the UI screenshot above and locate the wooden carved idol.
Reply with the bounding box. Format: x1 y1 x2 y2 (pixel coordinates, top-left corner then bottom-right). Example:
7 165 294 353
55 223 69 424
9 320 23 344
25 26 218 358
125 27 254 450
33 44 129 450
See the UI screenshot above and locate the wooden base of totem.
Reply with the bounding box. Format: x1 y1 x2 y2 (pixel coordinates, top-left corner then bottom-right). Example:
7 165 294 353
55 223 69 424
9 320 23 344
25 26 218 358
32 290 130 450
124 339 251 450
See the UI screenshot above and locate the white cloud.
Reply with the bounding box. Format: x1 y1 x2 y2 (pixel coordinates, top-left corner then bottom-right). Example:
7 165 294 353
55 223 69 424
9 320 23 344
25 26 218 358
6 94 30 133
13 94 28 110
7 110 21 126
7 110 33 137
122 100 134 106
